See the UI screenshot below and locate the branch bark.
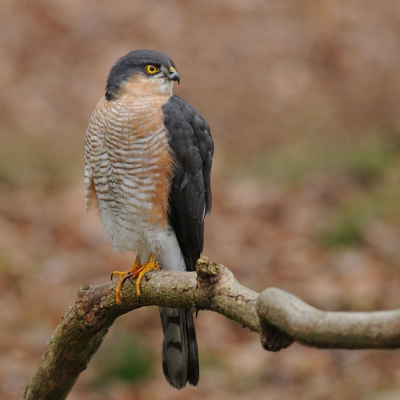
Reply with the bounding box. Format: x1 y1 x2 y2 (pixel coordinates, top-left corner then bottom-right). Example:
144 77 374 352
22 257 400 400
257 288 400 349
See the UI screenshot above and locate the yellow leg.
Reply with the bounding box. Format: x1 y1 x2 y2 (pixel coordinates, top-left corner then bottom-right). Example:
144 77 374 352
111 253 160 304
111 255 141 304
132 253 160 298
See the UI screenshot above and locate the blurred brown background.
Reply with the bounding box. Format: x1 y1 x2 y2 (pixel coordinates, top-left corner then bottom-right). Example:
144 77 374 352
1 1 400 399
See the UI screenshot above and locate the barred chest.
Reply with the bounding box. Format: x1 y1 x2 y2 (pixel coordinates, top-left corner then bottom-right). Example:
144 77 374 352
86 94 174 251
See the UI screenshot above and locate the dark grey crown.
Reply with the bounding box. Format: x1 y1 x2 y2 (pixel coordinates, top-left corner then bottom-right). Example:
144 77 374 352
105 49 176 100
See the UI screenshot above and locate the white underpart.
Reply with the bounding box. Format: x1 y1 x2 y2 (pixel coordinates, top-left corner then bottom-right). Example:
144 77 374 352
85 92 186 272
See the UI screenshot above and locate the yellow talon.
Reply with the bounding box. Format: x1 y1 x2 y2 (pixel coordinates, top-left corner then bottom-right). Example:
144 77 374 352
111 253 160 304
133 253 160 298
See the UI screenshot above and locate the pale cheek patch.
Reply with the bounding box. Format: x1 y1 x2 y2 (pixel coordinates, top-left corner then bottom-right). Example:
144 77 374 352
122 74 174 97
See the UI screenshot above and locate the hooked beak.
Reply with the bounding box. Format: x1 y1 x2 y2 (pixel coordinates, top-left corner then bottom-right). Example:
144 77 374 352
168 66 180 84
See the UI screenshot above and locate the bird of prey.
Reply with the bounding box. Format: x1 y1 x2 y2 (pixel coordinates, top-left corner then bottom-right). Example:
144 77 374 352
84 49 213 389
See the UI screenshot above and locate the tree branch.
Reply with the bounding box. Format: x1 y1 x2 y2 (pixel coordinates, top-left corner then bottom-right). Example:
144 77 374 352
257 288 400 350
22 257 400 400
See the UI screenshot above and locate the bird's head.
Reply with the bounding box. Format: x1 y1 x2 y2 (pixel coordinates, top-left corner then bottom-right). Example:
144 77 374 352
105 49 180 100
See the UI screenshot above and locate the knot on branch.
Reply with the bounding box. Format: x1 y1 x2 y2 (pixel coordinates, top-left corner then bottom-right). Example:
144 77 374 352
196 256 220 285
23 260 400 400
256 288 294 351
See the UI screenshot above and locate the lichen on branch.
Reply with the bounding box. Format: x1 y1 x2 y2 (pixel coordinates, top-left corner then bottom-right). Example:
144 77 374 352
22 257 400 400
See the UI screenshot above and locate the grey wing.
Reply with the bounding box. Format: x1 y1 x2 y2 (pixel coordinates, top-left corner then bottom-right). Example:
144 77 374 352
163 94 214 271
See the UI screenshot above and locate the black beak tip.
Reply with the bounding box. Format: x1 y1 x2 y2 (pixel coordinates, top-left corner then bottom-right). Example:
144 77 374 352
169 71 181 84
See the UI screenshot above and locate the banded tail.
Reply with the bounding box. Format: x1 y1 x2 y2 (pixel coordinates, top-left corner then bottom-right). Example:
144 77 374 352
159 307 199 389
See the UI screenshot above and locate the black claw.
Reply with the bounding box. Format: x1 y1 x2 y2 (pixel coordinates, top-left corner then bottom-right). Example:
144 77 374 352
110 273 114 281
121 272 133 285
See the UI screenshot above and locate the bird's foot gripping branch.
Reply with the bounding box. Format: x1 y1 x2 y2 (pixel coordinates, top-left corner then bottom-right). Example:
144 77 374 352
22 258 400 400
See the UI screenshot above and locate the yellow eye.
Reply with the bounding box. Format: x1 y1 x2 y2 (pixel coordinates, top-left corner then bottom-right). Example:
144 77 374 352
145 64 160 74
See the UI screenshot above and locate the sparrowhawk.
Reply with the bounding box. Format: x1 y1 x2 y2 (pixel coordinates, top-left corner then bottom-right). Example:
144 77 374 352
84 49 213 389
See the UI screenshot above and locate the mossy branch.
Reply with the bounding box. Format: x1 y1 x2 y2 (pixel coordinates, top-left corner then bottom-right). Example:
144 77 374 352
22 257 400 400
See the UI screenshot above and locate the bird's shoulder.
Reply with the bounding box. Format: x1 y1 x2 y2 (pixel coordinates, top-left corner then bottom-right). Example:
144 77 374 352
163 94 209 133
163 94 213 172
